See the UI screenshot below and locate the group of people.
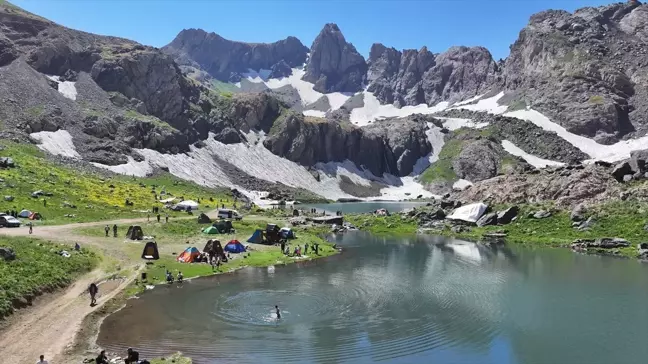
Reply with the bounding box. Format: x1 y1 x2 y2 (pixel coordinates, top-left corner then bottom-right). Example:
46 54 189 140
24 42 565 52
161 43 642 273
94 348 145 364
147 213 169 223
280 241 319 257
166 270 183 284
104 224 118 237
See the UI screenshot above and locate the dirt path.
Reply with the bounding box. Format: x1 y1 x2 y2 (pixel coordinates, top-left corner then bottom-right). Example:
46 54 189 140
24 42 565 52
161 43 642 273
0 211 223 364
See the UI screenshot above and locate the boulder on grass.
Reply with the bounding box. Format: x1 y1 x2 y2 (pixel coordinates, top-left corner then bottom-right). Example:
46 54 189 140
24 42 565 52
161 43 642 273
496 206 519 224
476 212 498 227
4 195 13 201
612 161 633 182
532 210 552 219
0 247 16 261
570 204 586 222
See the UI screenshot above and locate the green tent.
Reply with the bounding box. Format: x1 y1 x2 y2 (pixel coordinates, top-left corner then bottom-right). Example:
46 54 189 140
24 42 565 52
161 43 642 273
202 226 219 234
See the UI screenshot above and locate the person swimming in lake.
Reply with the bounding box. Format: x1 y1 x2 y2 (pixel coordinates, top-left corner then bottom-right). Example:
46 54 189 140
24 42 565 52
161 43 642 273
275 305 281 319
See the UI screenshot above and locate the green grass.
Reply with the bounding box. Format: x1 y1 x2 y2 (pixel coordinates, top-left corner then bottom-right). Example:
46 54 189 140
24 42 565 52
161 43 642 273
26 106 44 118
0 236 98 318
507 100 527 112
151 353 192 364
346 214 418 235
209 79 240 95
0 141 232 225
419 138 462 183
588 95 605 105
124 110 177 131
438 202 648 258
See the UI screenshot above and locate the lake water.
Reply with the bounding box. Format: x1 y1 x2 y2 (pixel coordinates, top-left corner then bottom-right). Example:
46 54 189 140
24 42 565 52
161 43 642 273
98 232 648 364
302 201 427 214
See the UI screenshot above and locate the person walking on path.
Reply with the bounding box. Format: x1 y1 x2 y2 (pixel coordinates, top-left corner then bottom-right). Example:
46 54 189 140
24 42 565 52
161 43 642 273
147 213 150 222
157 214 161 223
89 283 98 306
104 225 109 237
165 214 169 223
112 224 118 238
28 221 33 235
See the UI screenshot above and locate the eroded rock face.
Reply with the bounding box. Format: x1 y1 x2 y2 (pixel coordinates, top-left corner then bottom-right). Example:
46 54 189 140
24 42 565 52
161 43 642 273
263 112 432 177
367 44 500 107
503 1 648 138
302 23 367 93
162 28 308 81
452 140 502 182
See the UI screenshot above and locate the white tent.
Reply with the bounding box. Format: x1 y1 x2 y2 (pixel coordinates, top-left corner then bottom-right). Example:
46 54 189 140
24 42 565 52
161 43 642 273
18 209 32 218
446 202 487 223
175 200 199 210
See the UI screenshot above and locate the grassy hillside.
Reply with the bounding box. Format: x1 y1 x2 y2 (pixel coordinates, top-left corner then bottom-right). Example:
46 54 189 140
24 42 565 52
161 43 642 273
0 236 98 318
0 141 232 225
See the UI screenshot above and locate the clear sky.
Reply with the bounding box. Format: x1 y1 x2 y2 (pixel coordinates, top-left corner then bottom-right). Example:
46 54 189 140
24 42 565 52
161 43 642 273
14 0 613 60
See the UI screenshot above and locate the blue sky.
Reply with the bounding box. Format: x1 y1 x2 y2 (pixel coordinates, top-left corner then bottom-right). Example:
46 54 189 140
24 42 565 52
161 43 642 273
14 0 612 60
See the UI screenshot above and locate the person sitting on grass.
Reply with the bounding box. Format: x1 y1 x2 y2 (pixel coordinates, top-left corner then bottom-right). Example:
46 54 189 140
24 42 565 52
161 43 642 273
177 271 184 283
166 270 174 284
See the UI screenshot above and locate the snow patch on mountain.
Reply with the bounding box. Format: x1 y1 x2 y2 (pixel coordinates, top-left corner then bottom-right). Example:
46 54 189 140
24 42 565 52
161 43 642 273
505 109 648 163
453 92 507 114
501 140 565 168
436 117 489 131
30 130 80 158
303 110 327 118
92 156 153 176
452 94 485 107
240 67 351 110
350 91 449 126
46 75 77 100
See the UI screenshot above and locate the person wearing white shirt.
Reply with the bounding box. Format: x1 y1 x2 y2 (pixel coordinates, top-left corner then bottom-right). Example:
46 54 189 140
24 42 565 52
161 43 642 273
36 354 48 364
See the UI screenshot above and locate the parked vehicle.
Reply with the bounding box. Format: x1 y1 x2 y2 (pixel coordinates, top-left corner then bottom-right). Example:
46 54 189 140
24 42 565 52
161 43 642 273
217 209 243 220
0 216 21 227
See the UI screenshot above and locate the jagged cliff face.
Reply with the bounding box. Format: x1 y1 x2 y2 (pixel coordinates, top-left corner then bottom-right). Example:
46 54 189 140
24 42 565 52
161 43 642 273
503 1 648 142
162 28 309 82
263 113 432 177
367 45 500 107
301 23 367 93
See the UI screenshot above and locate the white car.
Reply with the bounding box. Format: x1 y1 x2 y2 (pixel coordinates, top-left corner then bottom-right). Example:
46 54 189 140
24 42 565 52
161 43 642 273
0 216 21 227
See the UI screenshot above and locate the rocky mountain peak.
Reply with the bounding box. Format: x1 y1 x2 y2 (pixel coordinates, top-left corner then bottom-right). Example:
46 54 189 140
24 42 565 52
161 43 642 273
302 23 367 93
162 29 308 82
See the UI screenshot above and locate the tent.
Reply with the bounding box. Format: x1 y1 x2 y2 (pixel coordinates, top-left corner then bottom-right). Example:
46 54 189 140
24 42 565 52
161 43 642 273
214 220 233 233
28 212 42 220
446 202 488 223
177 247 201 263
197 213 212 224
247 229 264 244
203 239 220 253
18 209 31 218
175 200 199 211
141 241 159 260
224 240 246 253
160 197 176 203
126 225 144 240
202 226 219 234
279 227 295 239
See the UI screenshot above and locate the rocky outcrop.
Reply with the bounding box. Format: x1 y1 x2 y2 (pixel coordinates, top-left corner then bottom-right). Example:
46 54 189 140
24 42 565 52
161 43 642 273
453 164 622 208
502 1 648 140
367 44 500 107
302 23 367 93
163 28 308 82
263 112 432 177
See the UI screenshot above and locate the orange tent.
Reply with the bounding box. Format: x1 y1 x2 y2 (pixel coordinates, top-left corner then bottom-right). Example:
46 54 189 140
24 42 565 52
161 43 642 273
177 247 200 263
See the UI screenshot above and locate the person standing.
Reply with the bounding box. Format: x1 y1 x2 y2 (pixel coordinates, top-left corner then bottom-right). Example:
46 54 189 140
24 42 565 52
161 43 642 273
165 214 169 223
28 221 33 235
304 243 309 255
89 283 98 306
104 225 109 237
112 224 118 238
157 213 161 223
36 354 48 364
275 305 281 319
147 213 150 222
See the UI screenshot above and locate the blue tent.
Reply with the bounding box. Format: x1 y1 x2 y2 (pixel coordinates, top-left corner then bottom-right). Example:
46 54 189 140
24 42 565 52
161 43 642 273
224 240 246 253
247 229 263 244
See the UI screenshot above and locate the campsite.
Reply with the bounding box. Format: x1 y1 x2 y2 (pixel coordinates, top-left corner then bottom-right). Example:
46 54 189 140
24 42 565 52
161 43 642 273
73 215 335 286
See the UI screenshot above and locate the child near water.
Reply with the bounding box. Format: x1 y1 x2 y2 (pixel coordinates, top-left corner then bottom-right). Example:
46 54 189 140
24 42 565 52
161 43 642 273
275 305 281 319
